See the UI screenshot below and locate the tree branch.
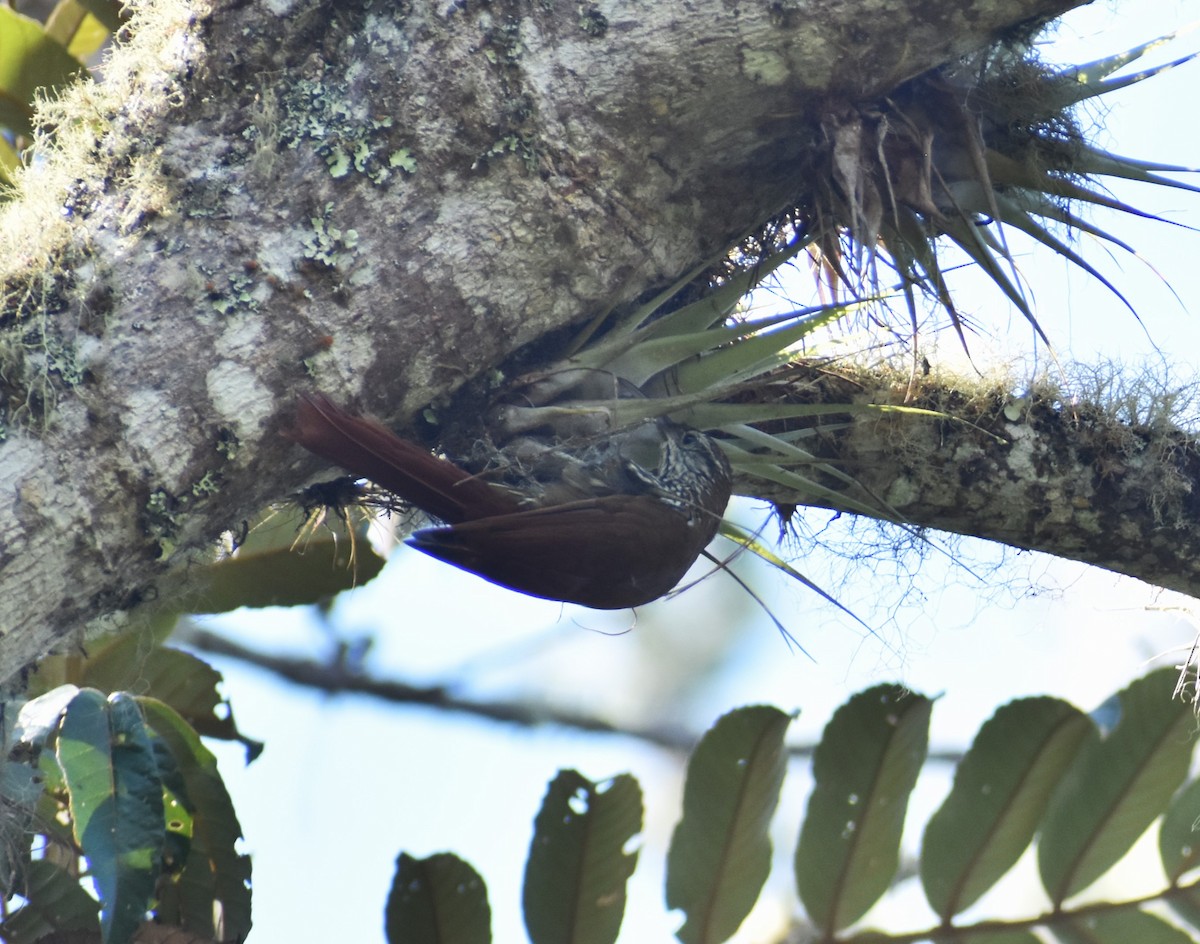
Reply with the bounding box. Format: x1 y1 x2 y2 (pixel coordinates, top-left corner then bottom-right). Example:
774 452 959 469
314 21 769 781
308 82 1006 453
178 624 970 763
0 0 1087 683
734 364 1200 599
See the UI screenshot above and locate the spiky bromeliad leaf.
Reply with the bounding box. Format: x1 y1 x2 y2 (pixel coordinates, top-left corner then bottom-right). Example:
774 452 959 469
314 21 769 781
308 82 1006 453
796 686 931 934
666 705 791 944
920 697 1093 919
1052 29 1198 107
385 852 491 944
523 770 642 944
570 231 816 362
805 30 1198 350
1038 668 1196 905
717 518 870 631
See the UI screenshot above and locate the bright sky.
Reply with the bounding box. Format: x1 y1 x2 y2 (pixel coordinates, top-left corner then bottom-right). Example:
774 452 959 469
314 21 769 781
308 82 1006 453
200 4 1200 942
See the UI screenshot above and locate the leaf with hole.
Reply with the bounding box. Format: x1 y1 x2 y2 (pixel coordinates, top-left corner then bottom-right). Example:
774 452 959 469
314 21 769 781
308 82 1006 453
385 852 490 944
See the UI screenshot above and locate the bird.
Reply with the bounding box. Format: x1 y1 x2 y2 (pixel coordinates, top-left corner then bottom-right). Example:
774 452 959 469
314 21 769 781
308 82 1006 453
288 393 732 608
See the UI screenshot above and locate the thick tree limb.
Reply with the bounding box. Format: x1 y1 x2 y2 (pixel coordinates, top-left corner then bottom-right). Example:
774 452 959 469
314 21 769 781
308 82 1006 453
0 0 1092 682
739 366 1200 599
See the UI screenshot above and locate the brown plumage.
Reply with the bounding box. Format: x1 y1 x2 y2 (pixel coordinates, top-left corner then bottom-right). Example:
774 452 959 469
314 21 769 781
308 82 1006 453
289 393 731 608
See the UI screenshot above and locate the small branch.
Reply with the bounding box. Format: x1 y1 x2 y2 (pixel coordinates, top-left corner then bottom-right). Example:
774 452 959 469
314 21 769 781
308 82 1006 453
814 878 1200 944
180 627 967 763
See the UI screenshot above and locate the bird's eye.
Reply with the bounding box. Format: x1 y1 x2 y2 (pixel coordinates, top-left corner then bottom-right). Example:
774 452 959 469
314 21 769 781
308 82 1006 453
682 431 700 447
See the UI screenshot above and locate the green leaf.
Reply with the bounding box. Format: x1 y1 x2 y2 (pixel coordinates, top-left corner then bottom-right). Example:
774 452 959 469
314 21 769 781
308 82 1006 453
0 7 87 137
76 0 124 33
29 636 262 759
80 635 260 754
796 685 931 933
43 0 109 61
12 684 79 750
186 502 386 613
57 690 163 944
921 697 1093 918
1056 907 1196 944
0 859 101 943
1038 668 1196 905
666 705 791 944
138 697 253 942
385 852 491 944
669 304 851 394
523 770 642 944
1165 881 1200 936
957 932 1042 944
1160 777 1200 883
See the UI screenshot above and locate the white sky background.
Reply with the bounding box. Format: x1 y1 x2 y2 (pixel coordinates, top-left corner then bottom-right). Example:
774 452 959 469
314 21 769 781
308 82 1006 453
199 4 1200 942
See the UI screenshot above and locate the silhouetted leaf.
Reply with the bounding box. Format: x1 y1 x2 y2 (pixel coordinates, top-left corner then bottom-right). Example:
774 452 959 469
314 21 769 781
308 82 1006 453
796 685 931 933
385 852 491 944
522 770 642 944
0 860 100 943
922 697 1092 918
667 705 791 944
1165 881 1200 937
961 932 1042 944
1160 777 1200 883
1038 668 1196 904
1056 907 1195 943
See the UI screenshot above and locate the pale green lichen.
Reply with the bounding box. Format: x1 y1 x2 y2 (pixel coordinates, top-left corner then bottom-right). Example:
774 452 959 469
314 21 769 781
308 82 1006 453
473 133 539 173
577 5 607 37
740 48 790 86
301 203 360 268
215 427 240 461
274 67 415 186
0 0 201 425
144 487 180 559
191 471 221 497
389 148 417 173
201 266 260 317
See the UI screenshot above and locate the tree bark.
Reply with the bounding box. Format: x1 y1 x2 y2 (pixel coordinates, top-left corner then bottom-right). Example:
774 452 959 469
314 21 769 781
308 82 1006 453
0 0 1105 683
734 366 1200 601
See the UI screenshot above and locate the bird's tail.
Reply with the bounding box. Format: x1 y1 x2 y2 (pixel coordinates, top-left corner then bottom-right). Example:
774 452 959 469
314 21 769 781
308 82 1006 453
288 393 518 524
